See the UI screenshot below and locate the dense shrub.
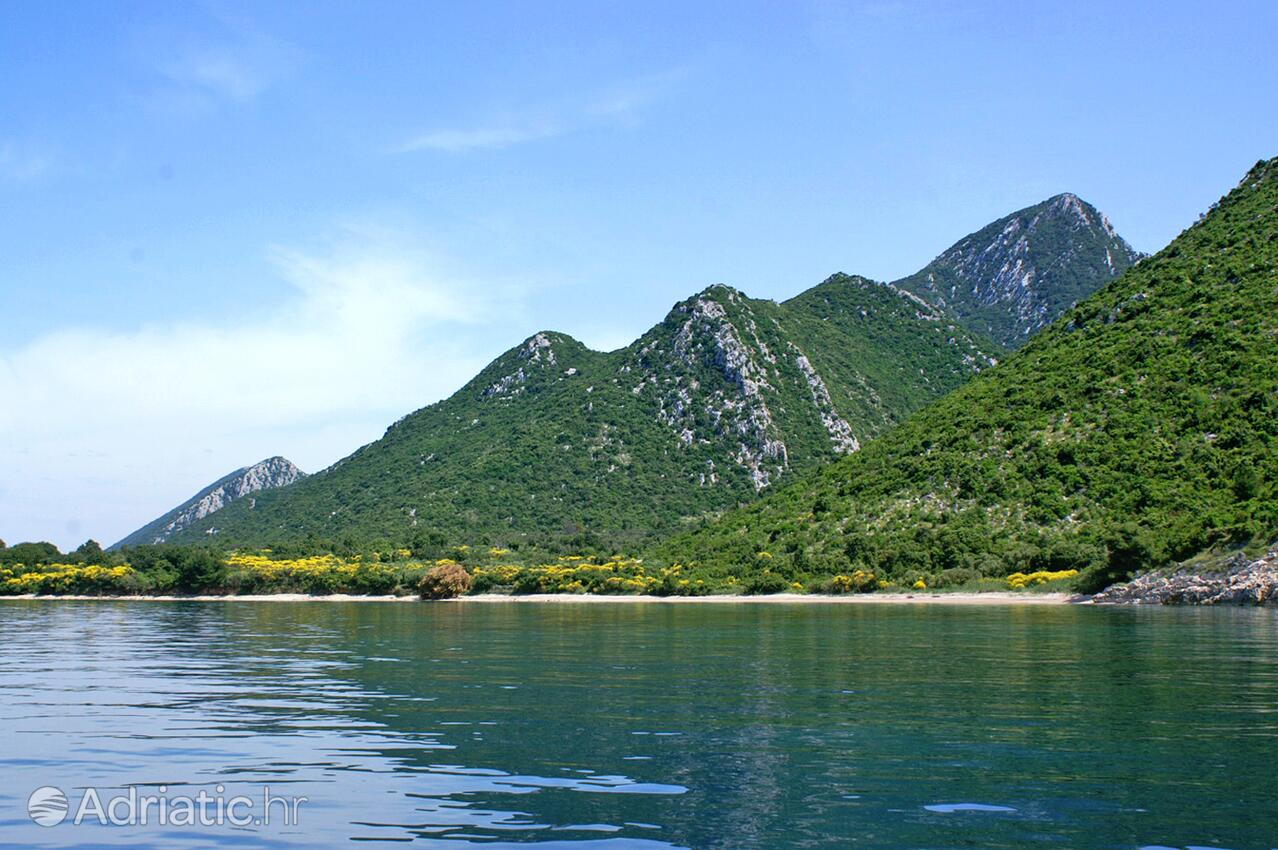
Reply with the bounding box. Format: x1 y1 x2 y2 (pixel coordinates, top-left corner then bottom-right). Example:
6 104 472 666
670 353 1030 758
418 562 472 599
127 546 226 592
932 567 982 588
743 572 791 595
511 571 548 594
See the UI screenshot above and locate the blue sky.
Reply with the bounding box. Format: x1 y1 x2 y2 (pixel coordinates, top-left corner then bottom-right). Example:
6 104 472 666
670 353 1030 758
2 0 1275 549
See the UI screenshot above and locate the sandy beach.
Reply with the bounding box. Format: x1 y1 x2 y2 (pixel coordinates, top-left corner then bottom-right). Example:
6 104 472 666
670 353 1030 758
0 591 1080 604
457 592 1079 605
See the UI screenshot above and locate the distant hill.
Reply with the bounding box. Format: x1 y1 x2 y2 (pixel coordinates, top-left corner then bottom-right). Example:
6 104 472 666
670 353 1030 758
896 193 1141 347
164 277 997 552
113 457 305 549
662 159 1278 591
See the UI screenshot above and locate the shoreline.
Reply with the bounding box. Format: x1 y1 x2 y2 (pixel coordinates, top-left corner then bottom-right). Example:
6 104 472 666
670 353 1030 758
0 591 1080 605
457 591 1079 605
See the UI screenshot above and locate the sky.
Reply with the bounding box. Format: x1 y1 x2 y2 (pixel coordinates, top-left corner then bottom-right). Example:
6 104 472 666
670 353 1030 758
2 0 1276 550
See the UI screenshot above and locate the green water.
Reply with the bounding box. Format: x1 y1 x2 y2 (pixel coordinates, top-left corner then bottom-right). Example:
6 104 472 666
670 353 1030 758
0 600 1275 849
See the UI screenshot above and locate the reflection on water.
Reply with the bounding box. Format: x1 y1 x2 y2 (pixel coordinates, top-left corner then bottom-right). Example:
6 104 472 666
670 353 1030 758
0 601 1275 848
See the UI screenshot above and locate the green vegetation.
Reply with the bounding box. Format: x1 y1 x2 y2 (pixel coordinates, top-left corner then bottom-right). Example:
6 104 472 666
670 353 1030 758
660 159 1278 594
1 542 432 596
0 538 710 596
0 539 1030 597
1 540 226 595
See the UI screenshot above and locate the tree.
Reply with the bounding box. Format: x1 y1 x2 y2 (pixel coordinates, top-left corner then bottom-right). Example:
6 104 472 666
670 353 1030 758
72 540 107 565
0 541 60 565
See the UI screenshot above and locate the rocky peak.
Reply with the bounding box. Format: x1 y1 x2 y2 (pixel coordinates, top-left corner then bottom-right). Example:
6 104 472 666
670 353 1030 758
1045 193 1124 244
628 291 792 490
230 457 305 497
112 457 306 548
481 331 592 399
894 192 1141 347
518 332 558 364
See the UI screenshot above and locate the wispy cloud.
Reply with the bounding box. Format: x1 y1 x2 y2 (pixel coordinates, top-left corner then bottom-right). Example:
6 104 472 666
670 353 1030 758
160 47 279 102
393 122 562 154
140 14 302 113
392 69 684 154
583 71 677 122
0 141 53 182
0 229 519 548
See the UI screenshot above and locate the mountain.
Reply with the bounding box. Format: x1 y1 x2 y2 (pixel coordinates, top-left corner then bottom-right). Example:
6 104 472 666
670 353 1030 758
896 193 1142 347
163 277 998 552
661 159 1278 592
145 193 1138 556
113 457 306 549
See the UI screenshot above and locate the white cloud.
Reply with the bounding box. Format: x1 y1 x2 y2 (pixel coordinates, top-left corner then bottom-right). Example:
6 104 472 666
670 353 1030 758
392 69 684 154
0 232 520 550
393 122 562 154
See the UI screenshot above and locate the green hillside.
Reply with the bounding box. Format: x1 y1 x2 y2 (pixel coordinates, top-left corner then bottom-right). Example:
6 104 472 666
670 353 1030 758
166 276 997 553
896 193 1142 347
661 159 1278 592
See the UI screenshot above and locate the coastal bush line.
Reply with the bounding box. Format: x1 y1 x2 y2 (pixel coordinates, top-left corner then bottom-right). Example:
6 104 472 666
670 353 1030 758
0 539 1079 597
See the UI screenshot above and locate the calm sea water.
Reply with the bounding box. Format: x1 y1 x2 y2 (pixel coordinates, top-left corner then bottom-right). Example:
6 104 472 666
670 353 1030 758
0 600 1275 849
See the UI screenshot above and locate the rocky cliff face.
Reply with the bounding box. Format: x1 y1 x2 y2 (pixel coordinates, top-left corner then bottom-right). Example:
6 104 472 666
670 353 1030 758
113 457 305 548
896 193 1141 347
1091 550 1278 605
624 281 995 494
631 287 792 490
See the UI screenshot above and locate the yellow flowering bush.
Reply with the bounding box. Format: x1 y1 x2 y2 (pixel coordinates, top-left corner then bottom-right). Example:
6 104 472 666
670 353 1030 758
224 553 404 594
467 557 708 596
2 563 135 595
471 564 523 586
824 570 878 594
1006 569 1079 589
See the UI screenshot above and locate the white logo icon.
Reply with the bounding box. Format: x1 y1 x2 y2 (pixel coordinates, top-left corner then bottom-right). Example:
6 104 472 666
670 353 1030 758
28 786 69 827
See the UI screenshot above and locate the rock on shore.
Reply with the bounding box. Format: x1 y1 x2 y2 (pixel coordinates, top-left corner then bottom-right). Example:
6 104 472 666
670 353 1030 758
1092 550 1278 605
